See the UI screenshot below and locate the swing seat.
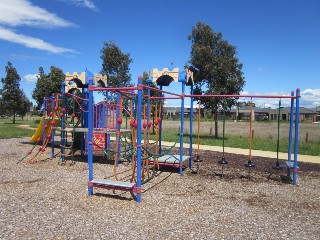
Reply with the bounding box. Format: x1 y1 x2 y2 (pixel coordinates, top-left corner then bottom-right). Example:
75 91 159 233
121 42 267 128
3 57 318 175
89 179 137 192
286 161 300 172
149 154 189 167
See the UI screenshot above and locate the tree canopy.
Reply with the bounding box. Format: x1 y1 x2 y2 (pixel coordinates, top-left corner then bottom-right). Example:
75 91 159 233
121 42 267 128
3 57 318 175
188 22 245 138
32 66 65 108
100 41 132 88
0 62 31 123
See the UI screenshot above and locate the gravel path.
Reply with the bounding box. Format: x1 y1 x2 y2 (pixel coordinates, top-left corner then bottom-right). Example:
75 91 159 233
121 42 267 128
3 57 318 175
1 138 320 239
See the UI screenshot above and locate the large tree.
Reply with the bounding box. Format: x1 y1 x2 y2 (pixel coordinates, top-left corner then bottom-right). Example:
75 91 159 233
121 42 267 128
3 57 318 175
100 41 132 88
188 22 245 138
32 66 65 108
0 62 27 123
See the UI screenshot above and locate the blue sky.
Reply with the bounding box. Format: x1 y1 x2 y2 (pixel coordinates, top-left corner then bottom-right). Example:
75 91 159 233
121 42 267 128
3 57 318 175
0 0 319 108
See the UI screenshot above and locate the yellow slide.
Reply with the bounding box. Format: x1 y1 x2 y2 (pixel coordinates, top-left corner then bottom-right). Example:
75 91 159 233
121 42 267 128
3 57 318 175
30 118 60 142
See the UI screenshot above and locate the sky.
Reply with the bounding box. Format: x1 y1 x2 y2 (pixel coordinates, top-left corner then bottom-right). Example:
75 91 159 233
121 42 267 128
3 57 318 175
0 0 319 109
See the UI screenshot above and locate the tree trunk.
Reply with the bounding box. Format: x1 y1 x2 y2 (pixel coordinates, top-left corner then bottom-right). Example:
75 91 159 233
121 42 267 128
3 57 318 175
214 107 219 139
13 112 16 124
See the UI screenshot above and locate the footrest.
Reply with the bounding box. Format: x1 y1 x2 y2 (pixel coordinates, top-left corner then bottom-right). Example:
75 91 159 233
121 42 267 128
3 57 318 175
89 179 137 192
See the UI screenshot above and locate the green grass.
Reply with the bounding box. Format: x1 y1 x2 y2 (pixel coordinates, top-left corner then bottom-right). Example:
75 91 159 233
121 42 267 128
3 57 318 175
0 118 38 139
148 130 320 156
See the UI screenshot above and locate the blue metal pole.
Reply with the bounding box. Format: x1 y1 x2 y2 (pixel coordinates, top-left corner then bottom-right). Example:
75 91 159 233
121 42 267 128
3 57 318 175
189 85 193 169
88 78 94 195
293 88 300 185
136 76 143 203
179 80 185 175
51 94 55 159
287 91 294 177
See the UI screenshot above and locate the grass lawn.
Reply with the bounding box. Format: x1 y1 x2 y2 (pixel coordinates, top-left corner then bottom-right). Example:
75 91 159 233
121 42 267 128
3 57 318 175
0 118 39 139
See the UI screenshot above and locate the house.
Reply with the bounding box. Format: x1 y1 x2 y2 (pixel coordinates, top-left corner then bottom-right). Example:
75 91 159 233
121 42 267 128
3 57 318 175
230 106 318 122
162 106 318 122
163 107 199 119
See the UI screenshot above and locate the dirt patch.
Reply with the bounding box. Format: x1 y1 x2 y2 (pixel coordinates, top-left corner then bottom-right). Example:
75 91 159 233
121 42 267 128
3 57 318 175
18 125 36 130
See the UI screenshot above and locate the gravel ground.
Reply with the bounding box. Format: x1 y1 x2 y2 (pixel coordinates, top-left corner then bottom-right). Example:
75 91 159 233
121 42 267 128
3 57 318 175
1 138 320 239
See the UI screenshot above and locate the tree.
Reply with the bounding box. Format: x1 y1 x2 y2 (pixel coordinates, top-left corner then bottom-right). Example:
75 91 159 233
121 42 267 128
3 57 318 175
100 41 132 88
1 62 26 123
17 92 33 120
32 66 65 108
188 22 245 138
141 71 161 97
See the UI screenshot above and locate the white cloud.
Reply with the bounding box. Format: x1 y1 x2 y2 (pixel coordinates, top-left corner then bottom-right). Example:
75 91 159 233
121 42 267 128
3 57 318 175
0 0 74 28
8 54 48 61
59 0 99 11
0 26 77 54
24 74 38 83
0 0 77 54
241 89 320 109
300 89 320 108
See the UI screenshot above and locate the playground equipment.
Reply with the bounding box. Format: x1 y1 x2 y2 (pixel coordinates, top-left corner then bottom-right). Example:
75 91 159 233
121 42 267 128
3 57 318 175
20 71 108 164
192 100 202 174
246 100 254 165
272 99 285 170
21 66 301 203
244 99 256 178
218 99 228 175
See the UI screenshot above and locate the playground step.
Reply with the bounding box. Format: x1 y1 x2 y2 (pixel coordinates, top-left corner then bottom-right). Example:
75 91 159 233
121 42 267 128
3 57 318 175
90 179 136 191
